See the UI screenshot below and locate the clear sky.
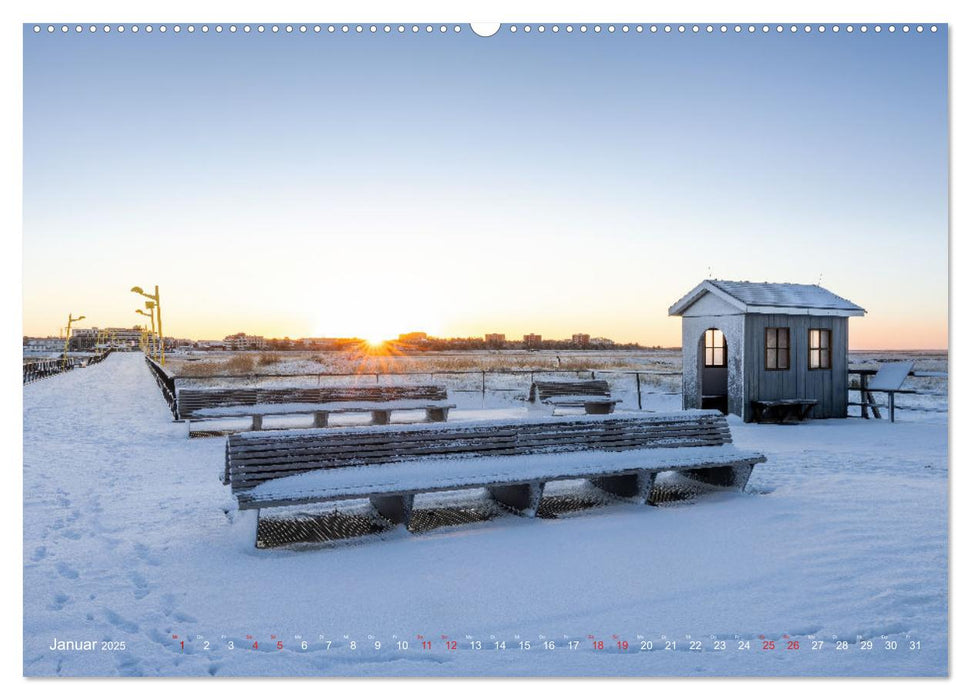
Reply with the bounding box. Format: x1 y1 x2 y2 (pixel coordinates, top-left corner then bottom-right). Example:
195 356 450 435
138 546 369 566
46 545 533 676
23 24 948 348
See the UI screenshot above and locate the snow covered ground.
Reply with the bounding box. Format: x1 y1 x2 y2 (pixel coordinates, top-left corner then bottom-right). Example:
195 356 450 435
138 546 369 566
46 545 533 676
23 353 947 676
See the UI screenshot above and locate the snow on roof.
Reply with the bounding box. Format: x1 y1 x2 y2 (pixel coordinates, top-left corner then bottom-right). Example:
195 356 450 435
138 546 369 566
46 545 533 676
668 279 865 317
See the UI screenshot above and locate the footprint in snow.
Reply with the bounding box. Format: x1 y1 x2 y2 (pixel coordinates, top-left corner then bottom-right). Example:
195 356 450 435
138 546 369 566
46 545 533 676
47 593 70 611
114 652 144 677
31 546 47 561
129 571 150 599
55 562 79 579
104 609 139 634
171 610 198 623
133 543 162 566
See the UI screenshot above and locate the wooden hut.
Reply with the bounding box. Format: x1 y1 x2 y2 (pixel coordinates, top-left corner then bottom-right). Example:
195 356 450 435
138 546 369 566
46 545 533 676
668 280 865 422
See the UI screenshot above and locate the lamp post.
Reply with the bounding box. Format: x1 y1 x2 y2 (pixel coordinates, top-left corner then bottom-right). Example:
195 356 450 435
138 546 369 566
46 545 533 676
131 285 165 366
135 308 156 360
62 313 85 369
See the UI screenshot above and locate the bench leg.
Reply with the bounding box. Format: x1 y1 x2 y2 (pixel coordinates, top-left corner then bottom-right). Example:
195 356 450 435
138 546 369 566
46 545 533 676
425 407 449 422
591 471 656 504
489 482 544 517
371 410 391 425
253 509 262 548
866 391 882 419
682 463 755 490
584 402 613 415
251 415 263 431
370 494 415 526
313 411 329 428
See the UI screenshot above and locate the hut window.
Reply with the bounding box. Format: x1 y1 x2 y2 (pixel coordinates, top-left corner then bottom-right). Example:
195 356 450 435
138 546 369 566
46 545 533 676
809 329 832 370
704 329 727 368
765 327 790 370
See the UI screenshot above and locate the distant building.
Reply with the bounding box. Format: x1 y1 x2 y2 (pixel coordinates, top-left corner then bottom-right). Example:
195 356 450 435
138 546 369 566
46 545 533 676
23 337 62 352
398 332 428 343
485 333 506 347
224 332 266 350
298 337 339 349
102 327 145 349
669 279 865 421
71 328 98 341
590 337 615 347
571 333 591 347
195 340 228 350
523 333 542 349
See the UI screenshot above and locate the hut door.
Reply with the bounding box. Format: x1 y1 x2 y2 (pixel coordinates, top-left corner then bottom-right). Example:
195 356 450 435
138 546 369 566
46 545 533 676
700 328 729 414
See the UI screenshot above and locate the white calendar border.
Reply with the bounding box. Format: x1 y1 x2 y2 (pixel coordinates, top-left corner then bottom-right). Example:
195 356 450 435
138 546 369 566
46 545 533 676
2 0 964 697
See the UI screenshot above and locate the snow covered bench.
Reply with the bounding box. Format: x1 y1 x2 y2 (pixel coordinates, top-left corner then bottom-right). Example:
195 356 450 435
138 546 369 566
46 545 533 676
528 380 618 414
187 399 455 437
224 410 766 541
176 385 450 435
544 395 623 415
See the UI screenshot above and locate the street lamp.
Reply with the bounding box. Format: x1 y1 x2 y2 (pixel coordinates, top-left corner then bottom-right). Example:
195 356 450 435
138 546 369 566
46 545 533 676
131 285 165 366
62 313 85 369
135 308 156 359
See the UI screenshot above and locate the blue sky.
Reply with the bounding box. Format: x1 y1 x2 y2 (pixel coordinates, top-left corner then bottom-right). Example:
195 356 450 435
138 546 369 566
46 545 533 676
23 24 948 347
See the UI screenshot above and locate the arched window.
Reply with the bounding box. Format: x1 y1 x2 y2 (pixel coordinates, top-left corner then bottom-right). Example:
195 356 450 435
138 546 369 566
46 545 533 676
704 329 727 368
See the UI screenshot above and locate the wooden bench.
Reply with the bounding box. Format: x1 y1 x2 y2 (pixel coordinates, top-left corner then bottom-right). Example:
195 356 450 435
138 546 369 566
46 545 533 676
528 380 618 414
544 395 622 415
187 399 455 437
225 410 767 544
176 385 450 435
751 399 817 424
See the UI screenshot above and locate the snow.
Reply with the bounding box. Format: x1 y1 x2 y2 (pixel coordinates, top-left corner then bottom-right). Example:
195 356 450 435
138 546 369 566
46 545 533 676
706 280 864 312
23 353 947 676
868 361 914 391
232 408 722 441
242 444 765 505
192 400 456 417
670 280 865 316
543 395 622 405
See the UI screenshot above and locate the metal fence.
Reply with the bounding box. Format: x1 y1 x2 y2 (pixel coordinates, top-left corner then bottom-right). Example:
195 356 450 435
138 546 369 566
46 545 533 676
144 356 179 417
23 350 113 385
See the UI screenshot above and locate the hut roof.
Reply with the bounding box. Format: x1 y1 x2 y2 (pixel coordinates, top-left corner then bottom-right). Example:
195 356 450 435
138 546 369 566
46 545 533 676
668 280 866 317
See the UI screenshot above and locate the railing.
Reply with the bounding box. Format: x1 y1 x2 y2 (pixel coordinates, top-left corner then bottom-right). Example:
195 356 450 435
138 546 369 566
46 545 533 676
847 367 948 419
23 349 113 385
144 356 179 417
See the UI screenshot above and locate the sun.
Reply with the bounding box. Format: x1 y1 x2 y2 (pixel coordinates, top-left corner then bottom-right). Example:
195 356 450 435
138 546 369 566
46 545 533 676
364 337 388 350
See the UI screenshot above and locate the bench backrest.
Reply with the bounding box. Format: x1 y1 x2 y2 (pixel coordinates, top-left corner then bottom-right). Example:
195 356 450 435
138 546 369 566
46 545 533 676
226 411 732 494
177 385 448 419
529 380 611 402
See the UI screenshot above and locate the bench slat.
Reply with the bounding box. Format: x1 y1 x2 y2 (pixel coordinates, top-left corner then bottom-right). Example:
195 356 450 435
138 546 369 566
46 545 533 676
230 432 733 467
228 413 727 448
229 437 734 483
228 423 732 462
529 380 611 402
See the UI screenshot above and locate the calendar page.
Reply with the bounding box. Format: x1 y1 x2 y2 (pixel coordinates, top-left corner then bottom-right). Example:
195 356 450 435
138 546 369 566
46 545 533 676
21 16 949 679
